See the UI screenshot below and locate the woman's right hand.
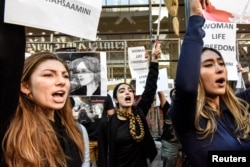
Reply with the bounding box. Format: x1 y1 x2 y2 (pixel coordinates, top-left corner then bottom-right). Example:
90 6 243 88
190 0 210 16
151 41 161 62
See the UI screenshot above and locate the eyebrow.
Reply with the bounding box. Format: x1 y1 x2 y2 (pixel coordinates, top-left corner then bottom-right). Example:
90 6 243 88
202 57 223 63
42 69 68 74
118 87 125 91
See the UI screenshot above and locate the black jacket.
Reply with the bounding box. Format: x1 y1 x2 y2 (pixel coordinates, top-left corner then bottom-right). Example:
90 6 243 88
98 62 158 167
0 1 26 165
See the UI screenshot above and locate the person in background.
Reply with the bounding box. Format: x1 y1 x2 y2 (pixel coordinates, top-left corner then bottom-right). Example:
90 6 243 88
69 56 101 96
97 43 161 167
158 89 180 167
170 0 250 167
72 94 114 167
2 52 90 167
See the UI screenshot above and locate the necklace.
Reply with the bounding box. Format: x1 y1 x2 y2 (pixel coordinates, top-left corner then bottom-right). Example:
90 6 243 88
116 109 145 142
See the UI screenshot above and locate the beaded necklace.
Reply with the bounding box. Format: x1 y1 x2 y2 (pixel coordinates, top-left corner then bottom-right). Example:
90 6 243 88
116 109 145 142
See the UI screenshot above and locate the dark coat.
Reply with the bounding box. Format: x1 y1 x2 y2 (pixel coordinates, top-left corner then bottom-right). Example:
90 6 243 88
98 62 158 167
0 1 26 165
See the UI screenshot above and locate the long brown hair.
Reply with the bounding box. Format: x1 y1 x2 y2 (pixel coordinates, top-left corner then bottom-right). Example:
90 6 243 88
195 48 250 140
2 52 84 167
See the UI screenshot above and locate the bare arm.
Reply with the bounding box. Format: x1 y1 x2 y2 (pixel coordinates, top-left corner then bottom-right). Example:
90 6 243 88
190 0 210 16
158 91 167 108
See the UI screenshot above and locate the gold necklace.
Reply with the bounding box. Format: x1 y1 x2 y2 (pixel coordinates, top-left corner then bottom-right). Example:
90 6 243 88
116 109 145 142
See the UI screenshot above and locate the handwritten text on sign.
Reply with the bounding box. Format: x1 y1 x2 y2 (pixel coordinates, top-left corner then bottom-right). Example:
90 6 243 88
128 46 149 79
203 21 238 81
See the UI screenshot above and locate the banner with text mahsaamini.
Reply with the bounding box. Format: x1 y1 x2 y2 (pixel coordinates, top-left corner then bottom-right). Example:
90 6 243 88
4 0 102 41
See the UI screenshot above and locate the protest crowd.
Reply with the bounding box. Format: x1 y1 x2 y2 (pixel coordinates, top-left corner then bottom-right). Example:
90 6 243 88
1 0 250 167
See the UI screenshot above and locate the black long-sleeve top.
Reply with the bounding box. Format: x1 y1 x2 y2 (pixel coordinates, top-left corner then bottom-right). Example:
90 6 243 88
160 101 178 142
0 1 25 165
97 62 158 167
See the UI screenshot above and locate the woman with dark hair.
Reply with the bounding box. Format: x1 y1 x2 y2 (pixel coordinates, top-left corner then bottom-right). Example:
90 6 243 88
170 0 250 167
97 43 161 167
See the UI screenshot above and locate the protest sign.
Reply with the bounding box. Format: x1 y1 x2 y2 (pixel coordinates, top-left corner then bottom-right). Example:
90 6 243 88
204 0 250 24
203 20 238 81
56 52 107 96
136 68 169 96
4 0 102 40
128 46 149 78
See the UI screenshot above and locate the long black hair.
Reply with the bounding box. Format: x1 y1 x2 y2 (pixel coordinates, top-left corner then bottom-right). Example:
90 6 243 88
113 83 135 108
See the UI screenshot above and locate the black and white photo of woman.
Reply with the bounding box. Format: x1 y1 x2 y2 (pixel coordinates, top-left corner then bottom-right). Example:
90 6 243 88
69 56 101 96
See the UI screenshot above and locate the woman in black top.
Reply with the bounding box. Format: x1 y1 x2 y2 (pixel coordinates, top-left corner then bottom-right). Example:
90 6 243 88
0 1 90 166
98 43 161 167
2 52 89 167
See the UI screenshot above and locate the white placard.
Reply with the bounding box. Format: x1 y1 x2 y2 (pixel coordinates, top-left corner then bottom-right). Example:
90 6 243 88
128 46 149 78
204 0 250 24
136 68 169 95
4 0 102 40
203 20 238 81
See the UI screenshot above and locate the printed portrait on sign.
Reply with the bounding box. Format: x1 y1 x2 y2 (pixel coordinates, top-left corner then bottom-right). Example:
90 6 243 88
57 52 107 96
70 96 105 124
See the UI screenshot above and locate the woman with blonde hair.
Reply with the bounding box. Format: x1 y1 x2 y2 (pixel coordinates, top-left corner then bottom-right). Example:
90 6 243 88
2 52 90 167
170 0 250 167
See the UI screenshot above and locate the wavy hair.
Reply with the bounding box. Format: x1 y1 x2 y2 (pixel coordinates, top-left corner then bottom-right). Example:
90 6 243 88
2 52 84 167
69 56 101 85
195 48 250 140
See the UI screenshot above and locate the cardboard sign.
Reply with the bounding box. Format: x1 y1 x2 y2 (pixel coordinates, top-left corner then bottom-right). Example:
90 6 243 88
4 0 102 40
136 68 169 95
128 46 149 78
203 20 238 81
